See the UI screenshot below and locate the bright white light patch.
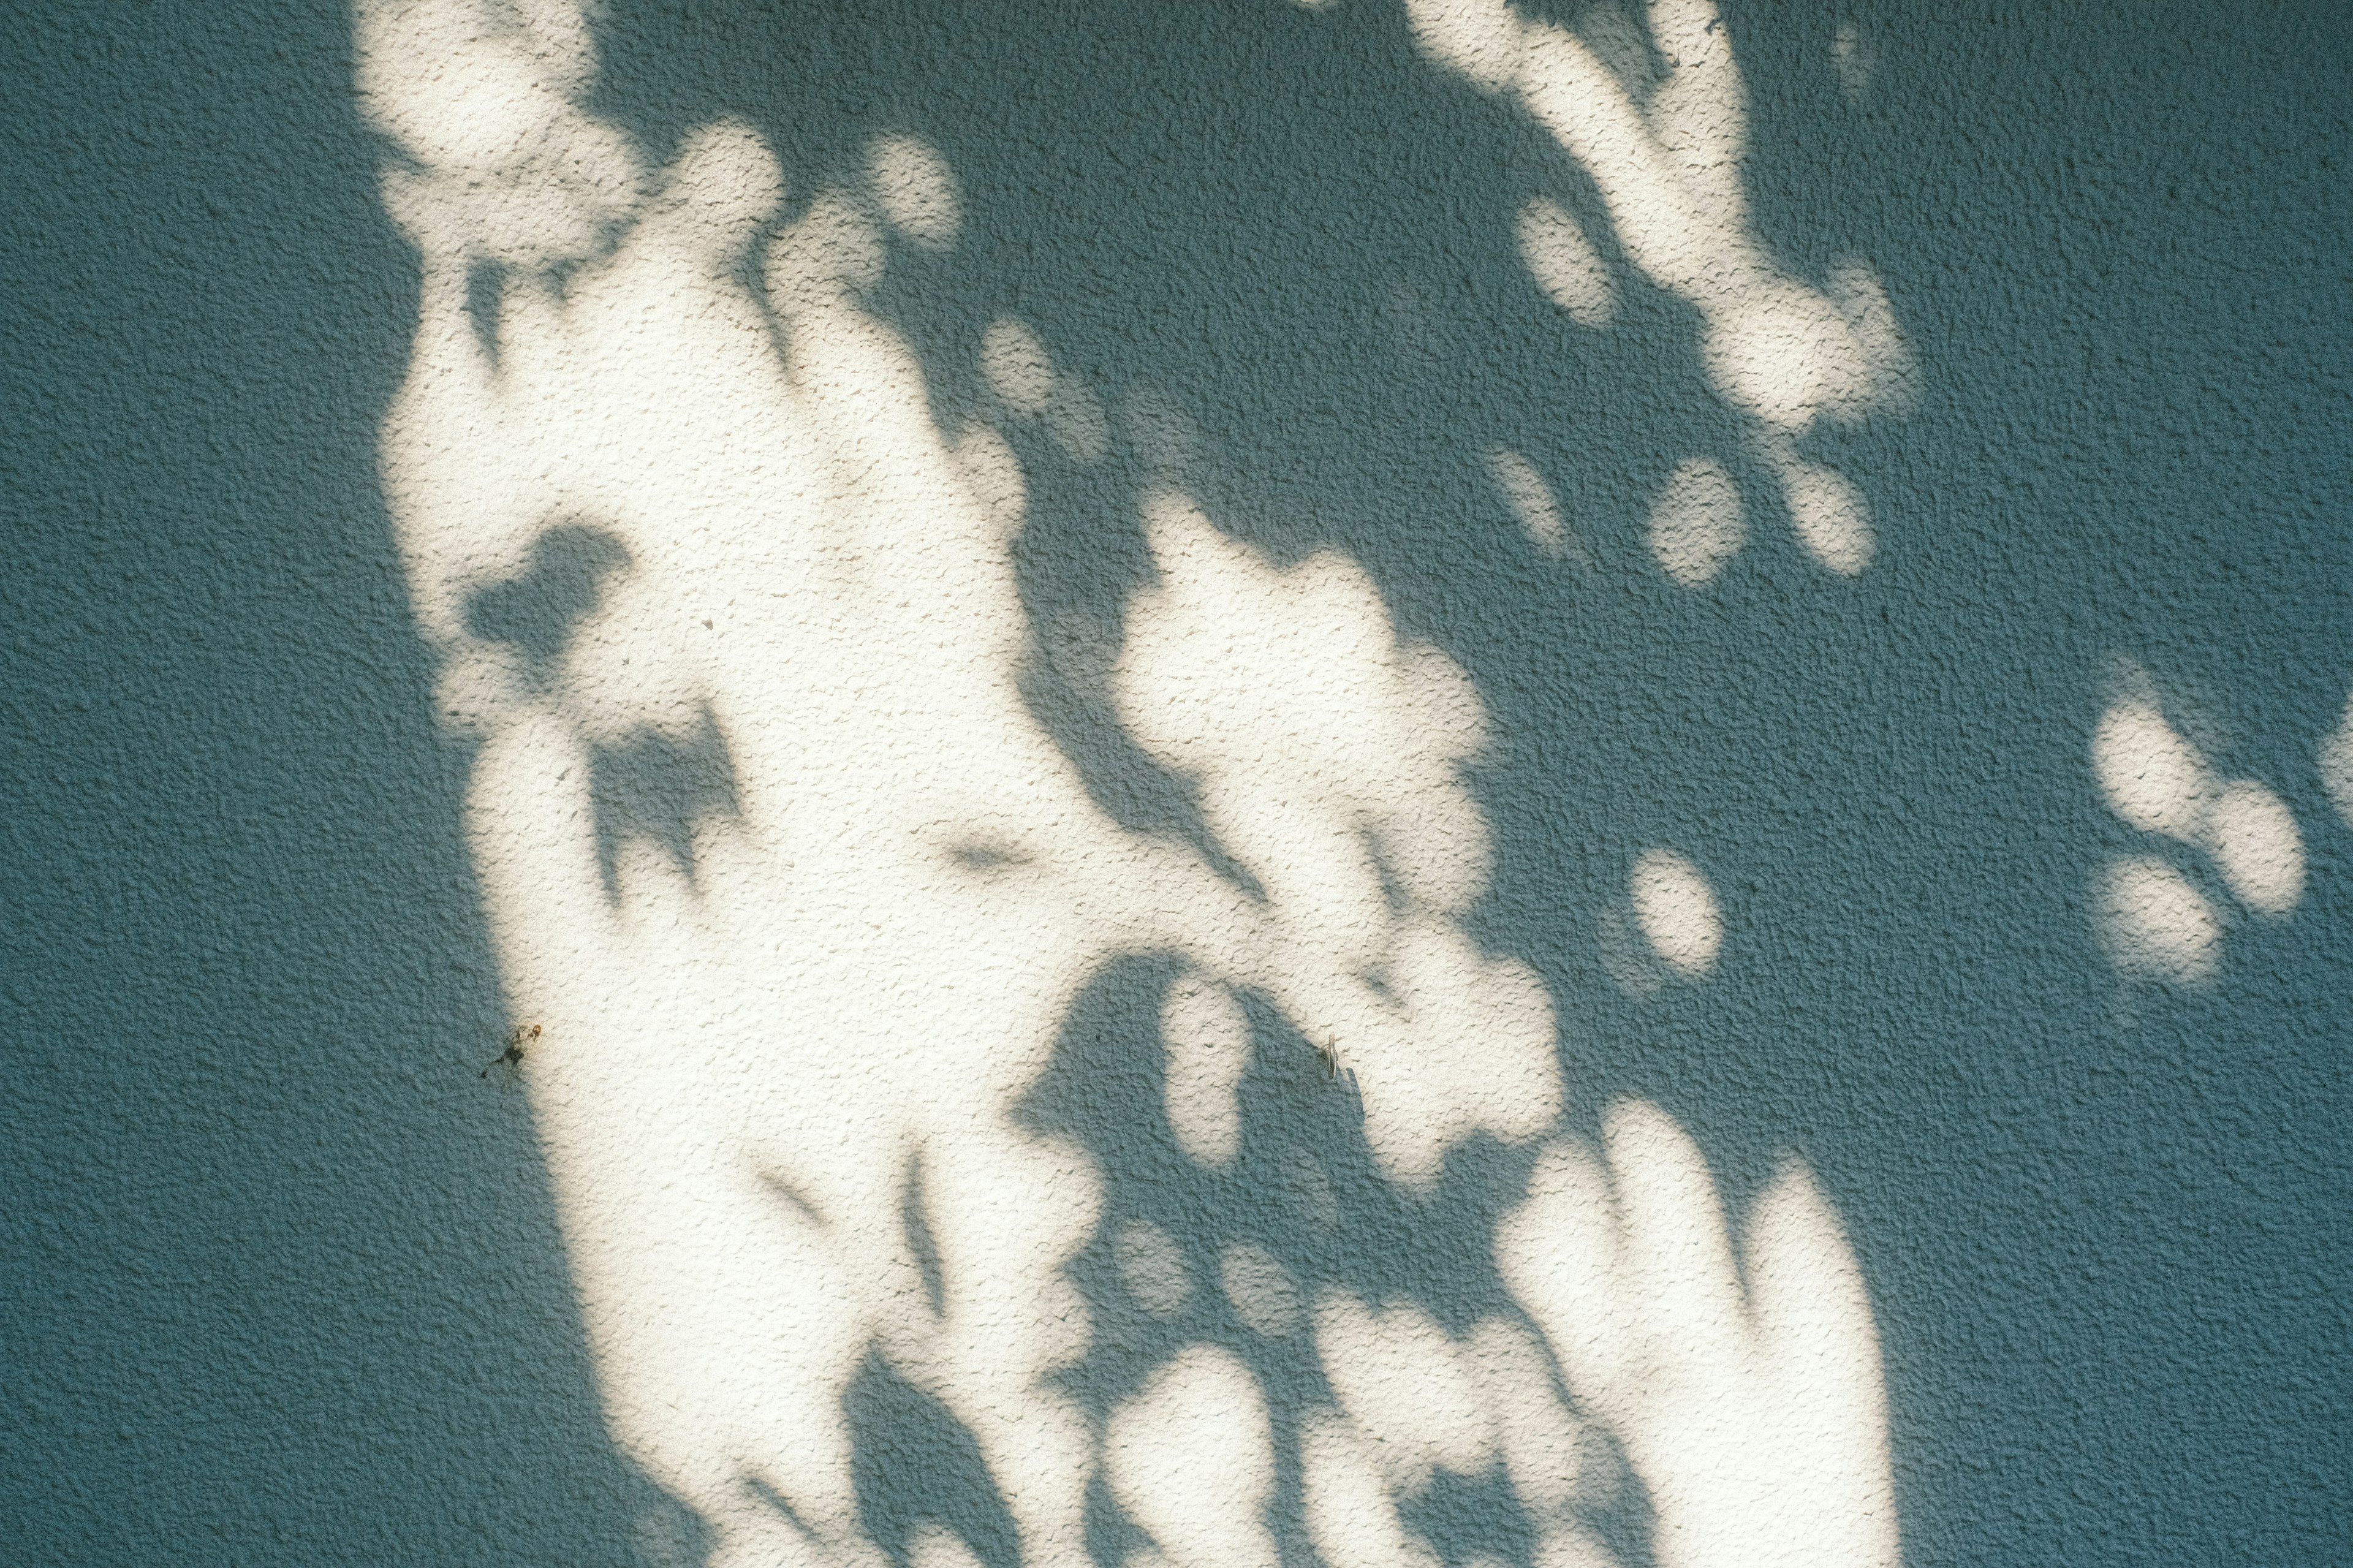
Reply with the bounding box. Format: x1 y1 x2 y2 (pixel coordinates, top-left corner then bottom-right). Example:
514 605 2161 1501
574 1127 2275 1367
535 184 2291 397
1629 848 1721 978
1314 1290 1493 1491
1403 0 1526 94
1496 1105 1900 1568
1515 197 1615 329
1161 975 1250 1168
1105 1346 1280 1568
2094 700 2213 841
1776 453 1874 576
2095 855 2221 985
2204 779 2302 917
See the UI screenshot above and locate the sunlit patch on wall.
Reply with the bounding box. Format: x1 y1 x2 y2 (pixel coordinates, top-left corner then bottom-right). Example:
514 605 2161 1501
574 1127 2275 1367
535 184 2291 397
950 420 1030 540
1599 847 1724 998
2090 676 2303 987
1515 197 1615 330
1768 447 1874 576
1161 974 1252 1168
1486 445 1597 570
909 1524 988 1568
1645 458 1745 586
1105 1346 1281 1568
1316 1290 1497 1491
2094 855 2221 987
866 133 963 251
2205 780 2303 918
2319 690 2353 829
1404 0 1525 94
767 186 886 310
1300 1286 1632 1568
1498 1105 1900 1568
1571 1 1659 98
1629 847 1722 979
1826 263 1921 417
358 0 643 267
1115 493 1560 1189
2095 699 2213 841
362 7 1908 1564
1414 0 1915 579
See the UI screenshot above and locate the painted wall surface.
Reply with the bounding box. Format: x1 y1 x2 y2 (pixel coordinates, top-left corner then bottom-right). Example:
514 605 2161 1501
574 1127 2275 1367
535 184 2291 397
3 2 2349 1566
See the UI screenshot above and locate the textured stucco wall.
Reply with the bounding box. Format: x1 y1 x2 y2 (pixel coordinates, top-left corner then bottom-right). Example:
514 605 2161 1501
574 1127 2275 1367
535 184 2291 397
4 2 2350 1565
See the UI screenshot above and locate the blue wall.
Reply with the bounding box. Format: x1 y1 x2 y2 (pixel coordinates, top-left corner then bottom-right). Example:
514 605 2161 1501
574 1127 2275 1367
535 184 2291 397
4 1 2348 1563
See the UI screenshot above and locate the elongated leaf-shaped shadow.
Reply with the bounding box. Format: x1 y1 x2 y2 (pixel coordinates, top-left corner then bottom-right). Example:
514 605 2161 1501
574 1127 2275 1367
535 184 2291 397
848 1354 1021 1568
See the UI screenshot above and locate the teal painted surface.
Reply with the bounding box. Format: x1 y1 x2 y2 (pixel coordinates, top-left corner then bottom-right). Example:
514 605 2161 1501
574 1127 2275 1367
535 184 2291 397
4 1 2349 1564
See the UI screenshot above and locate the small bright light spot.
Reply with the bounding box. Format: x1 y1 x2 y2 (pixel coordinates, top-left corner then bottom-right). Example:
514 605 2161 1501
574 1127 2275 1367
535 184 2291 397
1629 847 1721 978
1162 975 1251 1168
1777 456 1874 575
2206 779 2303 917
1703 281 1873 436
2093 700 2212 842
865 132 961 251
2320 692 2353 829
1487 445 1563 555
1487 444 1596 572
1516 197 1615 329
1646 458 1745 586
2096 855 2221 985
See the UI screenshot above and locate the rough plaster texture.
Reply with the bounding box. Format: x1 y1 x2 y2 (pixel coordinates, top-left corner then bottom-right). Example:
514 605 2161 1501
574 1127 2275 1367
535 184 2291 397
3 1 2350 1565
